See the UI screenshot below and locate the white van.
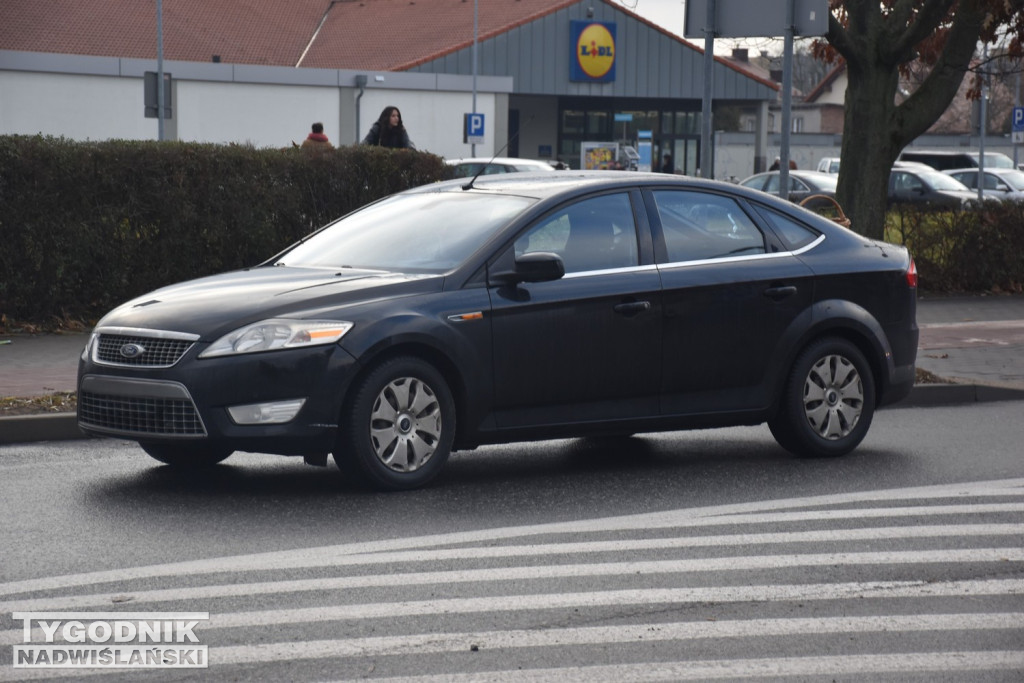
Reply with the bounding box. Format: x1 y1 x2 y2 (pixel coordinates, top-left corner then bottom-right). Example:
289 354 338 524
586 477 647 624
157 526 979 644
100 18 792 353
897 150 1014 171
816 157 841 174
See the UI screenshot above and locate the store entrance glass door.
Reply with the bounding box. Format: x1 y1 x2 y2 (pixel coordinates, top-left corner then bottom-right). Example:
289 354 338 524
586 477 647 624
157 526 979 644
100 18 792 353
656 138 700 175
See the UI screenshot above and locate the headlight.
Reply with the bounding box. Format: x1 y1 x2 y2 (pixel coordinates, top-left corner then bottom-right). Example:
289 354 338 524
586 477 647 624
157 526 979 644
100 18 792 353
199 319 353 358
81 332 98 361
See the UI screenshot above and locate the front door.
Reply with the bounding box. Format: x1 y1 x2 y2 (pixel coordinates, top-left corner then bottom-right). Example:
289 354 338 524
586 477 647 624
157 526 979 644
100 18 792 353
488 192 662 428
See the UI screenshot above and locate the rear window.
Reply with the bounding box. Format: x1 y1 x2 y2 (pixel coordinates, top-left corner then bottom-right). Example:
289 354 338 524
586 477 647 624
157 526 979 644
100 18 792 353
755 207 820 251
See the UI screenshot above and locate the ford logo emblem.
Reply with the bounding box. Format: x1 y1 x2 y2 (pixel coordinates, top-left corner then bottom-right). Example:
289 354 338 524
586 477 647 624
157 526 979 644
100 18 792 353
120 343 145 359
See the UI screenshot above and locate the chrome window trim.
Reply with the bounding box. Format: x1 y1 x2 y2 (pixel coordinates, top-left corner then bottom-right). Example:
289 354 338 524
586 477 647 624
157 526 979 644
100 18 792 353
562 264 659 279
656 234 825 271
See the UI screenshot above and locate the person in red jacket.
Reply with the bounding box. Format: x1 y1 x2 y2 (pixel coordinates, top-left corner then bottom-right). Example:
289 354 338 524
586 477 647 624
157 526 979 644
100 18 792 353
300 122 334 151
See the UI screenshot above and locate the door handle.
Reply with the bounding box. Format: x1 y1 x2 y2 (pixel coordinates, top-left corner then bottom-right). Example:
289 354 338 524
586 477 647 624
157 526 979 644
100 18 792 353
613 301 651 316
763 285 797 301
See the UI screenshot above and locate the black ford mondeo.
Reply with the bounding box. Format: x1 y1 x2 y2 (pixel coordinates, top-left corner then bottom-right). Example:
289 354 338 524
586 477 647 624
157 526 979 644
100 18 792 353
78 172 918 490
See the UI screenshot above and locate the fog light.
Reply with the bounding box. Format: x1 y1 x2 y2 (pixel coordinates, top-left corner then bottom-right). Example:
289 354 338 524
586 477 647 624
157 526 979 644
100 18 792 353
227 399 306 425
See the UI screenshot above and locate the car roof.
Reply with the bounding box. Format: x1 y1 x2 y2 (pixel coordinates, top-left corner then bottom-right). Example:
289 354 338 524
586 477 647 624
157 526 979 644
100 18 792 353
412 170 820 210
445 157 553 166
943 167 1016 175
746 170 836 179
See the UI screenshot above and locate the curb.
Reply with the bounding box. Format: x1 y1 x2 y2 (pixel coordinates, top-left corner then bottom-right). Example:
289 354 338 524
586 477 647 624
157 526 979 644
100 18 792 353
0 413 85 445
3 383 1024 446
895 383 1024 408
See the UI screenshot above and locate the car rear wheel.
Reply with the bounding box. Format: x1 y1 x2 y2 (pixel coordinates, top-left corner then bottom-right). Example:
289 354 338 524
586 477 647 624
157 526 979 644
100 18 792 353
140 443 233 468
333 356 455 491
768 337 875 458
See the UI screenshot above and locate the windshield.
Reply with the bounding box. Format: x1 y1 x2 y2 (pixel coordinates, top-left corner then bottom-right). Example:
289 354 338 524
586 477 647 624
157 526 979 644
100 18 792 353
973 153 1015 169
921 171 969 191
278 192 535 272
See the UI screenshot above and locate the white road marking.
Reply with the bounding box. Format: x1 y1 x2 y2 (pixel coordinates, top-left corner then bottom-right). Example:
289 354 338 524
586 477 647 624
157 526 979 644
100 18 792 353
1 477 1022 596
3 543 1022 615
2 479 1021 680
365 652 1024 682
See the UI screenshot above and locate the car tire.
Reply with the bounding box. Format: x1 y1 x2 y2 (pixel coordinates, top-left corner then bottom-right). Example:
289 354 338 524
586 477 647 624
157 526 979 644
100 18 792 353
333 356 455 491
140 443 233 468
768 337 875 458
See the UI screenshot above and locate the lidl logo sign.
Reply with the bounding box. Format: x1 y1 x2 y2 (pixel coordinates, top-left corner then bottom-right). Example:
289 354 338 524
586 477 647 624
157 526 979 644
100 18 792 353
571 20 616 82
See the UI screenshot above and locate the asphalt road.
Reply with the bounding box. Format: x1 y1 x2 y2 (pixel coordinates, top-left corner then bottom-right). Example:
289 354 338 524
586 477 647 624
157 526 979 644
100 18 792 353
1 401 1022 680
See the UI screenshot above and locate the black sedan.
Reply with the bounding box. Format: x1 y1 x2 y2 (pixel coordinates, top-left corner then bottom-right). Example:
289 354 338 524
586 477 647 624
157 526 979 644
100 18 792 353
78 172 919 490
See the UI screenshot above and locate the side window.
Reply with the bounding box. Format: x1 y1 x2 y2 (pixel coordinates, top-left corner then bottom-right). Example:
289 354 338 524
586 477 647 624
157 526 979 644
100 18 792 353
756 207 820 250
894 172 923 193
515 193 638 274
951 172 973 188
652 191 766 262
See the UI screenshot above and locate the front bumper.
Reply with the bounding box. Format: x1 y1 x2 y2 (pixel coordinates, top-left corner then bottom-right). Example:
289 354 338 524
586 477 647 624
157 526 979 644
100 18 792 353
78 342 359 456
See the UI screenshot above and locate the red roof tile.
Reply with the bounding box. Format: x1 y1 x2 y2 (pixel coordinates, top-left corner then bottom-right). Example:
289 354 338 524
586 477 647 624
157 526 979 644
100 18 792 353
0 0 773 88
0 0 574 69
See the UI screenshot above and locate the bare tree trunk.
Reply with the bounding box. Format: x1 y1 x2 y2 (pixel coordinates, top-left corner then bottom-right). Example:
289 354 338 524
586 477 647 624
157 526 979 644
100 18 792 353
836 58 901 240
828 0 990 240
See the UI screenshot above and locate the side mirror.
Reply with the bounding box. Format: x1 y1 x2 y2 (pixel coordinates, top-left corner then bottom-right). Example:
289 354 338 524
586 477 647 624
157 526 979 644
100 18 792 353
489 251 565 285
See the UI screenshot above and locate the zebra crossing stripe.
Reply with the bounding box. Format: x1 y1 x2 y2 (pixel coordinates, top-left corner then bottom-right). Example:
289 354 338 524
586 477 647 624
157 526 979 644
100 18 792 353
3 545 1022 616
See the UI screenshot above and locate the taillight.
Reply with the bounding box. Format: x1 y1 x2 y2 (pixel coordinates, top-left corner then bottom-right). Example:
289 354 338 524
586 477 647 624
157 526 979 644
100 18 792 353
905 258 918 288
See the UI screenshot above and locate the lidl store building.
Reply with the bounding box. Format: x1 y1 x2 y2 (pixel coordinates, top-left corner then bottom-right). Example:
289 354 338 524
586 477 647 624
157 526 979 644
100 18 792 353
0 0 779 177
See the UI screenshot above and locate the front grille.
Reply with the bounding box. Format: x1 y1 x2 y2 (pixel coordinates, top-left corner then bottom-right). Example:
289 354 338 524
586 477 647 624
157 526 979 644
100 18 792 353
95 333 194 368
79 391 206 436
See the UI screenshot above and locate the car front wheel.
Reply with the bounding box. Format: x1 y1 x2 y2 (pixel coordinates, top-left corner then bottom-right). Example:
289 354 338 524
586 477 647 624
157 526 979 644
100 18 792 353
333 356 455 491
768 337 875 458
140 443 233 468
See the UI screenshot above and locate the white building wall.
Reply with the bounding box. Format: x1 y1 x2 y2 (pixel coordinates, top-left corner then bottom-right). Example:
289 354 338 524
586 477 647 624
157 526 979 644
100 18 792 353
177 81 341 148
0 51 513 157
0 70 154 140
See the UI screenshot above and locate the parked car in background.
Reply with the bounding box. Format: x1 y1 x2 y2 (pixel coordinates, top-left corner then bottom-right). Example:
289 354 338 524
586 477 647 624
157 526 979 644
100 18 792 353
739 170 838 204
888 167 980 209
77 172 918 491
816 157 841 174
445 157 556 179
897 150 1015 171
943 167 1024 202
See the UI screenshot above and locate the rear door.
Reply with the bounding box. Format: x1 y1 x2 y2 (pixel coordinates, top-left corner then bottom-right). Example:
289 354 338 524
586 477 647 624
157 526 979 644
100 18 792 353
645 188 816 414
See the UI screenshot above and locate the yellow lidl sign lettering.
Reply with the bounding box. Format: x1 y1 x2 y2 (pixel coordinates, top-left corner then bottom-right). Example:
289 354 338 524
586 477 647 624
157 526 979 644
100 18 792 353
571 21 616 82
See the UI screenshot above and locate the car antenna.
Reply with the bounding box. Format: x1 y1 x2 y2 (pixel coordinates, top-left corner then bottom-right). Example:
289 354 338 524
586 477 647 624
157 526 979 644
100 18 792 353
462 116 534 191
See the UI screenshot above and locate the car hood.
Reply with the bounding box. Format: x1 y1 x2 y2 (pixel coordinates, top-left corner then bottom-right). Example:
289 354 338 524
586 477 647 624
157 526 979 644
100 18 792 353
95 267 442 338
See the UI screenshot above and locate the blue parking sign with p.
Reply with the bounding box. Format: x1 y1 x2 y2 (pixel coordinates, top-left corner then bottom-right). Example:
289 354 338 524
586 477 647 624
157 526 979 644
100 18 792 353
1014 107 1024 130
464 113 485 144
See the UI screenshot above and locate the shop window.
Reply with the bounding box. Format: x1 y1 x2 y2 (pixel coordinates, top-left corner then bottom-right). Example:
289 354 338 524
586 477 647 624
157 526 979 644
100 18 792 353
562 110 585 135
586 111 608 136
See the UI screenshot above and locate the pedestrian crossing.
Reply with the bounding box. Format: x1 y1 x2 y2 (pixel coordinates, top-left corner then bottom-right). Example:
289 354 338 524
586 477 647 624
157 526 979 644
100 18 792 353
2 478 1022 681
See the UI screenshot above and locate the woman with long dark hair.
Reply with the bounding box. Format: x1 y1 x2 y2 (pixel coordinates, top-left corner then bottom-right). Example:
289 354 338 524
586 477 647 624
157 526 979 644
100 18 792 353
362 106 415 149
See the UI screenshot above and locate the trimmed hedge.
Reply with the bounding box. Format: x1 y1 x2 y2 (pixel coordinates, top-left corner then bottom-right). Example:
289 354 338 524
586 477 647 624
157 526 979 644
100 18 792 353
2 135 1021 327
0 135 447 327
885 201 1024 294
